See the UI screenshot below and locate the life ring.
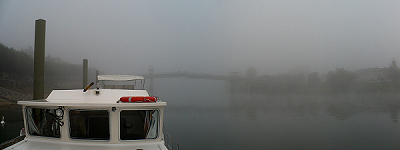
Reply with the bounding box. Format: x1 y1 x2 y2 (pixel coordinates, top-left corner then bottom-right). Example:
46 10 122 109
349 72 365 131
119 96 158 103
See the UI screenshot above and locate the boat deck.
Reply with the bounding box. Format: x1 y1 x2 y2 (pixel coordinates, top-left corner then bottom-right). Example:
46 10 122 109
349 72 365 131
6 138 167 150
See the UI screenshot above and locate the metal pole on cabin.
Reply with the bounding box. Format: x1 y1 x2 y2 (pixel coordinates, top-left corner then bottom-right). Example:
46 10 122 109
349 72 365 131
95 70 99 85
33 19 46 100
149 68 154 94
83 59 88 88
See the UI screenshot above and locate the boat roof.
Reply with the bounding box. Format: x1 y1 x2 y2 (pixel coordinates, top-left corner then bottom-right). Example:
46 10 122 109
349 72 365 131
18 89 166 107
98 75 144 81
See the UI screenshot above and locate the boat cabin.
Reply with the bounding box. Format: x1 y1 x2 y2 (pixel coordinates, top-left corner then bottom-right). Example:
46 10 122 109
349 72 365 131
6 75 168 150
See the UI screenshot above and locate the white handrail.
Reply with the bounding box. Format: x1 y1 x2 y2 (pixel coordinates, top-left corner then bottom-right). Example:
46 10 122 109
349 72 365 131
164 131 184 150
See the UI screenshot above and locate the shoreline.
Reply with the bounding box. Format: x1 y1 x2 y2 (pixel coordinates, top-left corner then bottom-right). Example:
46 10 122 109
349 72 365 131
0 99 19 109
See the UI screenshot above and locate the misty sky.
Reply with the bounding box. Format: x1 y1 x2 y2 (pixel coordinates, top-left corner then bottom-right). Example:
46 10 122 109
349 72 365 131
1 0 400 75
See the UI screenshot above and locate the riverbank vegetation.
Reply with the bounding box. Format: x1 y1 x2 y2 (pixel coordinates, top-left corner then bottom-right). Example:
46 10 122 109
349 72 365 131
0 43 96 94
236 60 400 94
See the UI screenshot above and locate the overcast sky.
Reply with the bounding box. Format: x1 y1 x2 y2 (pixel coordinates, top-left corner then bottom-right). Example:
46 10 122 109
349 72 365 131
1 0 400 75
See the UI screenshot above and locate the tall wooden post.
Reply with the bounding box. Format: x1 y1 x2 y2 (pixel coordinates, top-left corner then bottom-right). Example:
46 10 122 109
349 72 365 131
33 19 46 100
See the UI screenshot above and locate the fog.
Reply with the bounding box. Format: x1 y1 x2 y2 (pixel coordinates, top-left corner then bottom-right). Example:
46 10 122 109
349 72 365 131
1 0 400 75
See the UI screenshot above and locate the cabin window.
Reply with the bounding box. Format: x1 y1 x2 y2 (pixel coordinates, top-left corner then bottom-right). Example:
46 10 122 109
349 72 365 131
69 110 110 140
25 107 62 138
120 110 159 140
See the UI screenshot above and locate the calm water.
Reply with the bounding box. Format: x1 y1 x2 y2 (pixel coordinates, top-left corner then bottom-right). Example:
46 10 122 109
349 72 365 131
157 78 400 150
0 105 24 144
3 78 400 150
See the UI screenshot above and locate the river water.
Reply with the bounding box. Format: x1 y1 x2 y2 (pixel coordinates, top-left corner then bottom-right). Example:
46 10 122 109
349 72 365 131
2 78 400 150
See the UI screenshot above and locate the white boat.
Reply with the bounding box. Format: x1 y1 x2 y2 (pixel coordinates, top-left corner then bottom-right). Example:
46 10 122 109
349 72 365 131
3 75 176 150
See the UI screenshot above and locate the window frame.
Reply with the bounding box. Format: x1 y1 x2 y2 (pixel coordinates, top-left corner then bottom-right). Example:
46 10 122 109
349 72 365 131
118 108 160 141
25 106 63 139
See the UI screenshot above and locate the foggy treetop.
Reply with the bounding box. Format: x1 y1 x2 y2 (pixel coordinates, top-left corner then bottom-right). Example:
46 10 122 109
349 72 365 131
1 0 400 75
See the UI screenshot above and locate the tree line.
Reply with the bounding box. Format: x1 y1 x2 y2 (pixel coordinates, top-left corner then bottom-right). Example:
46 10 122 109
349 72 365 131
241 60 400 94
0 43 33 78
0 43 96 90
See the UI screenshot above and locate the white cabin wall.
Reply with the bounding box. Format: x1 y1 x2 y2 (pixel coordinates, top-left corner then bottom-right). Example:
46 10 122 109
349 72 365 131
110 107 119 143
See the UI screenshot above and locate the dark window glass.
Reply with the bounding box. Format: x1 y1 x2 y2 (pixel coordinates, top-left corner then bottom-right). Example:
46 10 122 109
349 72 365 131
120 110 159 140
25 107 61 138
69 110 109 140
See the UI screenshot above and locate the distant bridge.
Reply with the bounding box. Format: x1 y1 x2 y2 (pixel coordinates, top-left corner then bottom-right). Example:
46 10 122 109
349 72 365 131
141 71 280 82
140 71 284 94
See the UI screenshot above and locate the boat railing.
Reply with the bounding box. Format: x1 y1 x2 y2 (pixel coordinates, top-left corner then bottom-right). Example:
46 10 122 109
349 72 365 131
164 131 184 150
97 75 145 90
0 135 25 149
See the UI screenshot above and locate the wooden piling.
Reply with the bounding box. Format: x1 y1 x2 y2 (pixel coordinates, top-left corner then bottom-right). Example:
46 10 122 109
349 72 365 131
33 19 46 100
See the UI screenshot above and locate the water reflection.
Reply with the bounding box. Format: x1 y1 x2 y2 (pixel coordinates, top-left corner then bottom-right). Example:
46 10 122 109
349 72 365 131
226 93 400 123
147 78 400 149
0 104 23 144
165 92 400 124
165 92 400 150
